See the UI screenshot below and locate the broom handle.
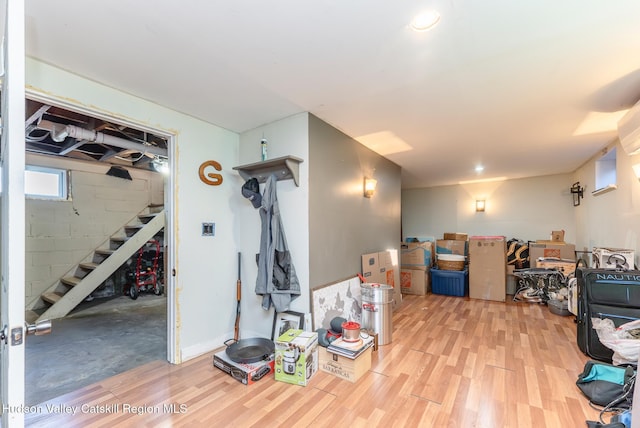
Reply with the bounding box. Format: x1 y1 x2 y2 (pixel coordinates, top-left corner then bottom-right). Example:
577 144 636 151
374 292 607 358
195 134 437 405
234 252 241 341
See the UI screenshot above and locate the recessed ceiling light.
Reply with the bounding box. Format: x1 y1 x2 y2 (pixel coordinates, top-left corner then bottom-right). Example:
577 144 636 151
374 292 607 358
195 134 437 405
475 165 484 173
410 10 441 32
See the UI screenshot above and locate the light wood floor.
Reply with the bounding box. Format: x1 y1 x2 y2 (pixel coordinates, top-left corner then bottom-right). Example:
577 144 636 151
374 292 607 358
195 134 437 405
25 293 602 427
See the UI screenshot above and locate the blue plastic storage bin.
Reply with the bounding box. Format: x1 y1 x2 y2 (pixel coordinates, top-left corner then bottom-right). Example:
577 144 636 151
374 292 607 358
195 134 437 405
430 268 468 297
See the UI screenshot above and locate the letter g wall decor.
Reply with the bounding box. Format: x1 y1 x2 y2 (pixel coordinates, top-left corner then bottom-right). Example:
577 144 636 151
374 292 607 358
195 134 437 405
199 160 223 186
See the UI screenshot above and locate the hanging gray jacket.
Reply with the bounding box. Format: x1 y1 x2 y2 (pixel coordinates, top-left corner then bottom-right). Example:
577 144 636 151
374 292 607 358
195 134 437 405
255 174 301 312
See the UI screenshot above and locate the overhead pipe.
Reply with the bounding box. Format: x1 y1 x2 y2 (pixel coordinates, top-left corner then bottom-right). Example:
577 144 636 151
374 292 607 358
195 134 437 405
36 119 168 158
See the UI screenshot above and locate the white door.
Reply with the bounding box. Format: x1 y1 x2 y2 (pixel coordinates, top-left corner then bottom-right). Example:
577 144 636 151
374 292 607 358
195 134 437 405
1 0 26 426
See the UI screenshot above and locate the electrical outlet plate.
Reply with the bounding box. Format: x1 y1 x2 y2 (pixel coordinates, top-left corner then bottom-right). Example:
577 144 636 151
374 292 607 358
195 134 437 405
202 222 215 236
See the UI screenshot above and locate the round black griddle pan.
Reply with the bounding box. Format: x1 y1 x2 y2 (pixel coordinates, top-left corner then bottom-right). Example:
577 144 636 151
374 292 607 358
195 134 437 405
224 337 274 364
225 252 274 364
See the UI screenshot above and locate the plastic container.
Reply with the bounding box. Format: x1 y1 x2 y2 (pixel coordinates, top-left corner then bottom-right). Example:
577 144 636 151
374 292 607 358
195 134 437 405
431 268 468 296
548 299 571 316
360 283 394 345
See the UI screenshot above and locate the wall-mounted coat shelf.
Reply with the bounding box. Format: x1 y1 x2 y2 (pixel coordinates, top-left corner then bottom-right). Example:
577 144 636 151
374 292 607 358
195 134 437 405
233 155 304 187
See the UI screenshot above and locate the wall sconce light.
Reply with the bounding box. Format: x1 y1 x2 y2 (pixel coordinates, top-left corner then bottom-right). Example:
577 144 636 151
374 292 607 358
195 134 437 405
364 178 377 198
570 181 584 206
475 199 485 212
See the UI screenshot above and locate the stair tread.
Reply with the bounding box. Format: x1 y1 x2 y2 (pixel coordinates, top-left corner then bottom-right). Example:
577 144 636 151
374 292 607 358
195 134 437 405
25 310 40 324
41 292 63 304
61 276 81 286
95 249 114 255
79 262 99 270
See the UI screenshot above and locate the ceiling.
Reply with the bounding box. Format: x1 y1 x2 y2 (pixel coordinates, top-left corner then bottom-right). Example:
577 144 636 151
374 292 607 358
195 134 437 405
24 100 168 172
21 1 640 188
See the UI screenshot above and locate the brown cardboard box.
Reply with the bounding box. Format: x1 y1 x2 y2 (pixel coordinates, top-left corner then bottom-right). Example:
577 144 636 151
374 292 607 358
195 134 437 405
535 258 576 276
400 241 434 268
361 253 379 282
362 250 402 309
379 249 402 308
529 242 575 261
551 230 565 242
468 236 506 302
443 233 468 241
436 239 468 256
400 268 430 295
319 346 372 383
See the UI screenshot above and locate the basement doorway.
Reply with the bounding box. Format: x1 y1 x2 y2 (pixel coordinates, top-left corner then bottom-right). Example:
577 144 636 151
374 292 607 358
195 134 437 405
20 96 176 406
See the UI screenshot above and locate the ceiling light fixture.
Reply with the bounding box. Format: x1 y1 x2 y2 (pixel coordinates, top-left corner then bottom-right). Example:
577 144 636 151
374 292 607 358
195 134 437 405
410 10 441 32
475 165 484 173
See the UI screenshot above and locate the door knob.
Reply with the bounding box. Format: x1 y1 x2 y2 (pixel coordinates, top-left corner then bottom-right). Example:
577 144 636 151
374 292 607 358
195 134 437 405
26 319 52 336
0 320 51 346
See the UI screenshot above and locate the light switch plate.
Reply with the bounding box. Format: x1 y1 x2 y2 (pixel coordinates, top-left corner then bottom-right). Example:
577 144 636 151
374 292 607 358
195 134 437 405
202 222 215 236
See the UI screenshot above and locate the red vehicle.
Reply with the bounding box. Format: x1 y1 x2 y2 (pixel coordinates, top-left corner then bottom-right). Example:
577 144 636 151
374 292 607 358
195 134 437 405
127 239 163 299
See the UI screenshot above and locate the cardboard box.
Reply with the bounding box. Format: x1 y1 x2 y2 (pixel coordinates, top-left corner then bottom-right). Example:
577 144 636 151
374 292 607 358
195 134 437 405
378 250 396 286
468 236 506 302
400 268 430 295
319 346 372 383
404 236 435 243
592 248 635 270
213 350 274 385
443 232 468 241
362 250 402 309
274 330 318 386
401 241 434 268
529 242 576 261
361 253 380 282
536 258 576 276
436 239 468 256
551 230 565 242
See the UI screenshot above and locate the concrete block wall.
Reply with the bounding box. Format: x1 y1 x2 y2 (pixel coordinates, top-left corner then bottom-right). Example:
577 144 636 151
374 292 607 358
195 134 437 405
25 153 164 309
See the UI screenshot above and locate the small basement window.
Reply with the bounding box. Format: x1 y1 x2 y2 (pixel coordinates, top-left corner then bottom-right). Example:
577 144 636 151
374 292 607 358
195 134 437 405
0 165 69 199
593 148 617 196
25 166 68 200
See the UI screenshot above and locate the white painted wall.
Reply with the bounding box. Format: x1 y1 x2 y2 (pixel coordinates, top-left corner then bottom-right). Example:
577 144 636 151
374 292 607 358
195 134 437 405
24 153 163 309
237 113 310 339
402 173 577 244
573 141 640 266
26 58 240 362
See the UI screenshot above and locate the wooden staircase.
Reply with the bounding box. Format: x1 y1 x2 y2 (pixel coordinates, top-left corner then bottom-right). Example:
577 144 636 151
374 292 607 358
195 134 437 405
33 205 166 322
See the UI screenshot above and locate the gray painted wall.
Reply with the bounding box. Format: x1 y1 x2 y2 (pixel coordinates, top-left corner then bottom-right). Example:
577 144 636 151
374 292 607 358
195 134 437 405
308 114 402 289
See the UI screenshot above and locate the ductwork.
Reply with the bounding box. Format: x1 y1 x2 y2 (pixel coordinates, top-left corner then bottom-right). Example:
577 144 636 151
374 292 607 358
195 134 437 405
36 119 168 158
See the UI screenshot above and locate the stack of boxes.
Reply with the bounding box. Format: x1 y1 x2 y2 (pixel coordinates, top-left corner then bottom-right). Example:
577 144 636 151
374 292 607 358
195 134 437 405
400 240 434 295
529 230 576 276
431 233 469 296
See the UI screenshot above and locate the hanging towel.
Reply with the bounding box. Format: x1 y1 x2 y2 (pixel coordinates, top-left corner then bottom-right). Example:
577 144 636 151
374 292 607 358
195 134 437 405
255 174 300 312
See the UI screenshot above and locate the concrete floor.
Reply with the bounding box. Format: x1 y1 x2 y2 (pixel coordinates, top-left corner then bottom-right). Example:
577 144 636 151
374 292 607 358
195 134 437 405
25 293 167 406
